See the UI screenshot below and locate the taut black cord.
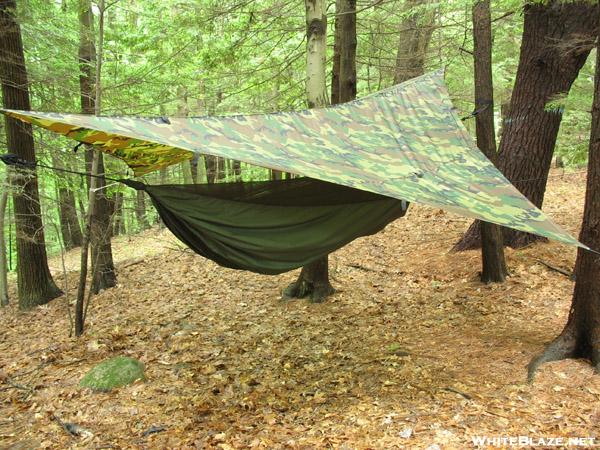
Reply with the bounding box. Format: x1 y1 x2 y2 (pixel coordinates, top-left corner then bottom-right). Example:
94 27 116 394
461 99 493 121
0 153 124 183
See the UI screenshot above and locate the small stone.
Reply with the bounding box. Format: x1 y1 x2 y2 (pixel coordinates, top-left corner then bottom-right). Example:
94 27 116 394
399 426 413 438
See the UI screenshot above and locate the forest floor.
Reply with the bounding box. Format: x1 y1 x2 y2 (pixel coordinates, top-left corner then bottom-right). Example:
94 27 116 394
1 168 599 449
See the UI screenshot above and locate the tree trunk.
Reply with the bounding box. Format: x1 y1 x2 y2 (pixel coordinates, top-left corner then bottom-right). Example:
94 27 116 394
304 0 328 109
79 0 116 294
53 154 83 250
331 1 342 105
472 0 507 283
135 189 149 230
337 0 356 103
190 155 199 183
284 0 337 303
182 160 193 184
0 0 61 309
58 186 82 249
0 182 9 306
232 160 241 181
393 0 436 84
75 150 99 336
78 0 95 116
203 91 233 183
216 157 226 181
205 156 217 184
112 191 124 236
455 1 598 250
528 4 600 379
157 168 167 228
89 152 116 294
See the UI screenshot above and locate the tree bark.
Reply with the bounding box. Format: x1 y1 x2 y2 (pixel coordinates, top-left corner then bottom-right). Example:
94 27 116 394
304 0 328 109
337 0 356 103
58 186 82 249
331 1 342 105
53 154 83 250
528 3 600 379
271 169 283 180
216 157 227 181
472 0 507 283
75 151 99 336
393 0 436 84
89 153 116 293
78 0 95 116
111 191 124 236
79 0 115 293
232 160 241 181
205 156 217 184
0 182 9 306
135 189 149 230
284 0 338 303
455 1 598 250
182 160 193 184
190 155 199 183
0 0 61 309
202 91 233 183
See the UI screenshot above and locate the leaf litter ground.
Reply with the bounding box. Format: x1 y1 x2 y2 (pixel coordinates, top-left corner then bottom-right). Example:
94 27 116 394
1 169 599 449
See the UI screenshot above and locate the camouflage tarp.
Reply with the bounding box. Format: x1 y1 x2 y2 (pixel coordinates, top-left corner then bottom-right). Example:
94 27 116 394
1 70 583 248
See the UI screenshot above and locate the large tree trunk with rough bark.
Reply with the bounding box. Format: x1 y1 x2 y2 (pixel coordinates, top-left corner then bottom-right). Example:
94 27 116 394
472 0 507 283
57 185 83 250
79 0 116 294
332 0 356 104
393 0 436 84
455 1 598 250
111 191 124 236
205 157 217 184
528 5 600 379
304 0 328 109
52 154 83 250
0 182 9 306
283 0 335 303
0 0 61 309
89 152 116 293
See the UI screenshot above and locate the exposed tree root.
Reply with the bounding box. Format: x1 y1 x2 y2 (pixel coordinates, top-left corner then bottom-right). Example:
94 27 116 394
282 256 335 303
282 278 335 303
527 324 600 382
527 328 577 382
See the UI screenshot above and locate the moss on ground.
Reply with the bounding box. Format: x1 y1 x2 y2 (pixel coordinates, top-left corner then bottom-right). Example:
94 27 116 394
80 356 145 391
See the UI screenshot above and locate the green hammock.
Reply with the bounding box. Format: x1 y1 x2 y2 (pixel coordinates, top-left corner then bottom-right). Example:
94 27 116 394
122 178 408 274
